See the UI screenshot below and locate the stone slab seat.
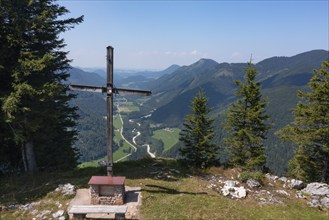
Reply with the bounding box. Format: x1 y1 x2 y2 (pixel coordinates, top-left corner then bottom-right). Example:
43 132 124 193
69 205 127 220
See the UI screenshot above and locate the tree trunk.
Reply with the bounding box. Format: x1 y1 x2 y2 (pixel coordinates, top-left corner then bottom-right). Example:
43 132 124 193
321 154 328 182
22 140 38 174
21 144 27 172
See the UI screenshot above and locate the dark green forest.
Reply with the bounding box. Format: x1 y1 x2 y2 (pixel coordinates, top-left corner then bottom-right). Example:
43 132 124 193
0 0 83 174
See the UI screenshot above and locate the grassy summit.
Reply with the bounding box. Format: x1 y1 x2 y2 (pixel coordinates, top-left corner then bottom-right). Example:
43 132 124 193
1 158 328 219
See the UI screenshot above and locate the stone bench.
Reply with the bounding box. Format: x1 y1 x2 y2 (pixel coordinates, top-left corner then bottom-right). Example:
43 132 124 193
69 205 127 219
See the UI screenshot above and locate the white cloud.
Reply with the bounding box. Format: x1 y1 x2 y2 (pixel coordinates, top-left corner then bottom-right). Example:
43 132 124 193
190 50 200 56
231 52 241 58
162 50 204 57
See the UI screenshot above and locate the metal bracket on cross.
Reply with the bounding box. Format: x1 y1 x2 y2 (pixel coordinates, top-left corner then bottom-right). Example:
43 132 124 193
69 46 151 176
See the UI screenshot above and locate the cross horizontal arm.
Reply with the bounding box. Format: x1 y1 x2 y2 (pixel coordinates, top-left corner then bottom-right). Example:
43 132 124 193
69 84 106 93
113 88 152 96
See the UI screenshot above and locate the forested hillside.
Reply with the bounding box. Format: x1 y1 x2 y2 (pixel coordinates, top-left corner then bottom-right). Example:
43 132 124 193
65 50 328 176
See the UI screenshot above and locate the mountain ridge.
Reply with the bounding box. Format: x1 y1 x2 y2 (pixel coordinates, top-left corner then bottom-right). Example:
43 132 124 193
68 49 328 175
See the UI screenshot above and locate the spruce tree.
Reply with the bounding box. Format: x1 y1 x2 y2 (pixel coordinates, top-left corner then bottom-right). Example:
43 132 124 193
224 62 270 171
0 0 83 173
277 61 329 183
179 90 219 168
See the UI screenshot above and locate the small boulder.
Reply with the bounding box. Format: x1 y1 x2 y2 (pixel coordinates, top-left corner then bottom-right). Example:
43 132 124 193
295 191 306 199
221 181 247 199
98 160 107 167
278 177 288 182
265 173 279 181
302 182 329 196
52 210 64 218
55 183 75 196
320 196 329 208
289 179 304 189
246 179 261 188
308 199 321 208
37 210 51 218
234 187 247 198
221 186 247 199
223 180 239 187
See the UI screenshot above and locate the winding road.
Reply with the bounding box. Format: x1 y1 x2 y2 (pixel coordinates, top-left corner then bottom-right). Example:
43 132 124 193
143 144 156 158
114 102 156 162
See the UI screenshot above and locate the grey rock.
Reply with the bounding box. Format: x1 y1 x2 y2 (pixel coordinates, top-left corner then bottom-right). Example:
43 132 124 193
276 190 290 196
302 182 329 196
258 195 284 205
320 196 329 208
289 179 304 189
295 191 307 199
37 210 51 218
308 199 321 208
247 179 261 188
221 187 231 197
224 180 239 187
19 203 32 211
55 183 75 196
312 195 320 200
52 210 64 218
278 177 288 182
98 160 107 167
221 181 247 199
265 173 279 181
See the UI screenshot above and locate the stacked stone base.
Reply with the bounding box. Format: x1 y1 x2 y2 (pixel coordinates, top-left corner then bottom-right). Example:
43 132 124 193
92 195 124 205
89 176 125 205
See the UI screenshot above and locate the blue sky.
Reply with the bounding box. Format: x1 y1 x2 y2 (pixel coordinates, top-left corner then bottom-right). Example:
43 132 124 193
59 0 329 70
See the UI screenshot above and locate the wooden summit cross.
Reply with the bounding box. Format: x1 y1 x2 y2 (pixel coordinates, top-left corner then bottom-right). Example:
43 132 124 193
70 46 151 176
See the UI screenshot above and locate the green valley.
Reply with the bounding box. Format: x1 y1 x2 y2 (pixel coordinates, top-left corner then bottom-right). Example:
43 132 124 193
152 128 180 151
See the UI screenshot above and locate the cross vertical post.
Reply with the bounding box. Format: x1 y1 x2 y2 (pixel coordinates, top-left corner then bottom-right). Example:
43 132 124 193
69 45 151 177
107 46 114 176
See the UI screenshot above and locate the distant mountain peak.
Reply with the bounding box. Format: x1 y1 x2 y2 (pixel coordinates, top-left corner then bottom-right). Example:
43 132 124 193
161 64 180 75
189 58 219 71
166 64 180 69
197 58 218 65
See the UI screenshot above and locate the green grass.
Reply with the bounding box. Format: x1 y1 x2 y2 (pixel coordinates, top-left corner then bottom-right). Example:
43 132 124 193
113 130 134 161
152 128 180 151
113 114 122 128
78 158 104 168
1 158 328 220
117 102 139 112
113 114 134 161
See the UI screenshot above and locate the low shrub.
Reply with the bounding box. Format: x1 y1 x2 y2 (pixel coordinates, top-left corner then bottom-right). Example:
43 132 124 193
239 171 263 183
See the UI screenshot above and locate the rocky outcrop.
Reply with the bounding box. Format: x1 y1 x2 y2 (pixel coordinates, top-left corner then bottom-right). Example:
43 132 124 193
221 180 247 199
302 182 329 209
246 179 261 188
55 183 75 196
302 182 329 196
265 173 279 181
284 179 304 190
204 172 329 211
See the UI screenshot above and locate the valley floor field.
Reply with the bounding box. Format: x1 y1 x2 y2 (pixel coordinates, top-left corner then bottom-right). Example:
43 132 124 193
112 100 180 162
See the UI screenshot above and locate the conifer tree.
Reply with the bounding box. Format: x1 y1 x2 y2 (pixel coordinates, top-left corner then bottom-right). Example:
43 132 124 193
0 0 83 173
277 61 329 183
224 62 270 171
179 90 219 168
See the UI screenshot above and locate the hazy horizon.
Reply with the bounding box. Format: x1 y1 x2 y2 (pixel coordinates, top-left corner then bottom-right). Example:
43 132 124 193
59 1 328 69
